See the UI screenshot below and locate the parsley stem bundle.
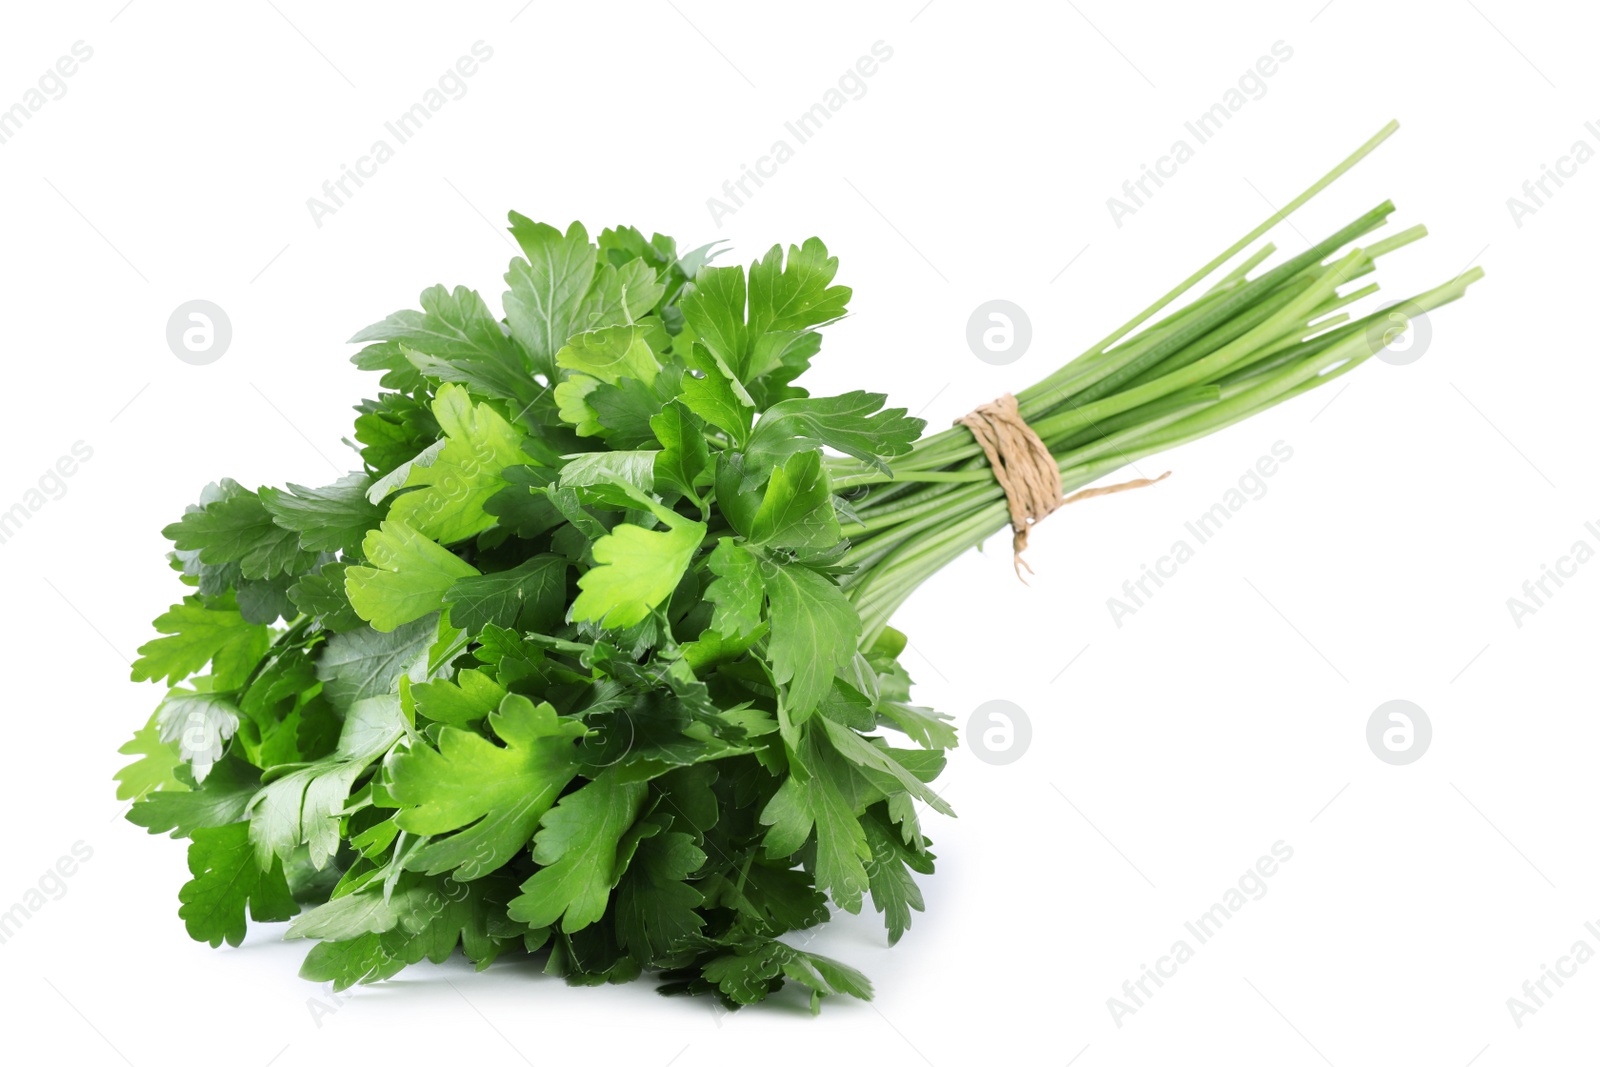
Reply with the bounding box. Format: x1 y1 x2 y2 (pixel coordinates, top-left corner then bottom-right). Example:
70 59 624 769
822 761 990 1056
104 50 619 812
834 123 1482 639
116 120 1478 1012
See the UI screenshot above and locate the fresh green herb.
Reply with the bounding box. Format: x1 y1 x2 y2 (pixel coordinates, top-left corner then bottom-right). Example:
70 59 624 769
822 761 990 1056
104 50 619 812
119 122 1479 1011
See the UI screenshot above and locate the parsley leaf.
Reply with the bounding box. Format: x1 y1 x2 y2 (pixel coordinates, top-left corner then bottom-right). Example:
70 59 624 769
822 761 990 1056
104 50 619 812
746 391 923 476
178 822 296 948
114 714 187 802
503 218 600 379
761 560 860 717
259 473 386 559
385 384 536 544
130 597 269 688
164 480 321 580
748 450 841 549
507 772 648 933
344 520 480 632
445 554 568 635
388 693 586 880
614 826 706 965
570 510 707 630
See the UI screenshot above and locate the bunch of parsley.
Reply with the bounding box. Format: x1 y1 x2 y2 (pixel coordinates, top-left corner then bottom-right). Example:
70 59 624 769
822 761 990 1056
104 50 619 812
117 123 1485 1012
117 217 944 1011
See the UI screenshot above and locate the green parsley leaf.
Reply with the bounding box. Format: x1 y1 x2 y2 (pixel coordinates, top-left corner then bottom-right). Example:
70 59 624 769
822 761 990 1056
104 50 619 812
406 667 506 728
344 520 480 632
748 450 841 549
681 265 749 375
178 822 296 948
761 560 859 717
163 480 321 580
385 383 534 544
314 615 437 710
155 689 241 783
570 511 707 630
613 828 706 965
246 695 406 870
259 473 386 559
862 804 934 946
650 403 712 505
351 284 545 417
503 218 599 379
445 555 568 635
506 772 647 933
114 714 187 802
388 693 586 880
556 324 661 386
746 391 923 476
127 756 259 839
287 564 367 632
130 597 270 688
678 343 754 446
703 538 764 640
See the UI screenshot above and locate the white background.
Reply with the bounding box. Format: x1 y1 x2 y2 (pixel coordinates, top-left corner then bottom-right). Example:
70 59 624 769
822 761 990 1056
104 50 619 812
1 1 1594 1064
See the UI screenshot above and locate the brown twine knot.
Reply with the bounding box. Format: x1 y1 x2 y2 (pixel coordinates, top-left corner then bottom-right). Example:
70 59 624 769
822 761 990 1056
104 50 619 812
956 393 1171 581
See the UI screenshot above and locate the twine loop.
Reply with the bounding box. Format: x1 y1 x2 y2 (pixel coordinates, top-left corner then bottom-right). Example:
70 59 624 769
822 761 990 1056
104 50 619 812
956 393 1170 580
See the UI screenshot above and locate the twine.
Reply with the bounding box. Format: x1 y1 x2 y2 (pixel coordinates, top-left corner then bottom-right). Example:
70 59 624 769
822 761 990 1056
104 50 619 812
956 393 1171 580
